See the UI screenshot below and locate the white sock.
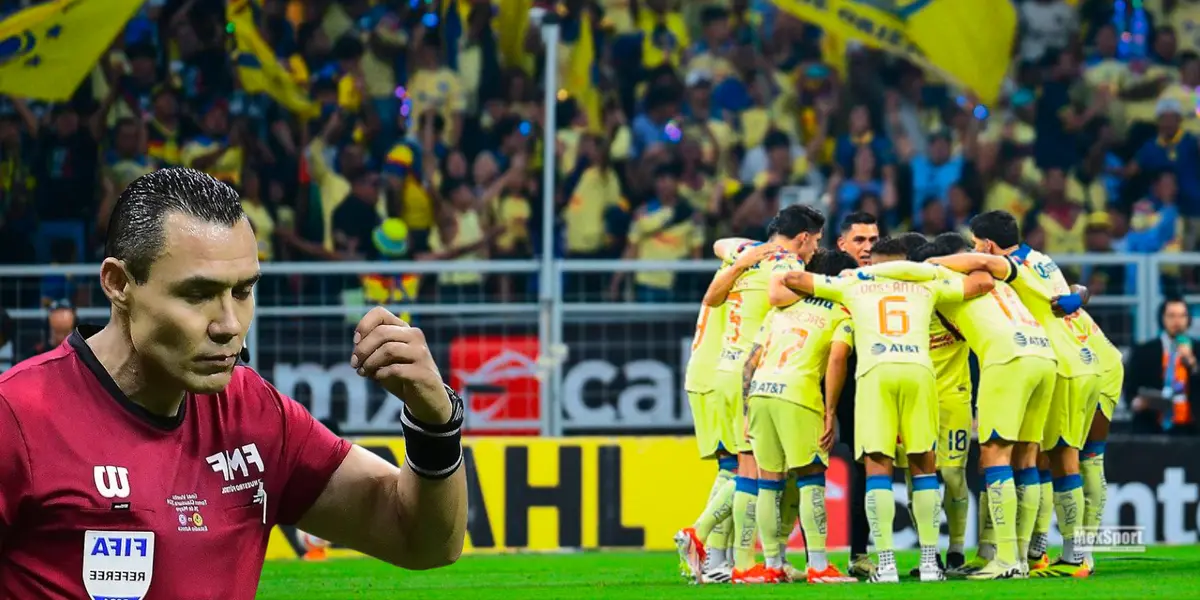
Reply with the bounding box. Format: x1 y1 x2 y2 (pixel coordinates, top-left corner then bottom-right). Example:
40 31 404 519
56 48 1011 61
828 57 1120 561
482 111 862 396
948 542 964 555
878 550 896 570
706 548 727 570
979 542 996 560
808 550 828 571
921 544 939 567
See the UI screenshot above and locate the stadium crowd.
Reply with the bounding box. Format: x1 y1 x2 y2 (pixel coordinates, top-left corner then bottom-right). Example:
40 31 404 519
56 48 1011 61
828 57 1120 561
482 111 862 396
1 0 1200 305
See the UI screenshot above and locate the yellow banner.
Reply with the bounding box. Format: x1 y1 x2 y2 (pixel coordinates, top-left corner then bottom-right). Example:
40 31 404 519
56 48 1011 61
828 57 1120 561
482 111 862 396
772 0 1016 103
266 437 714 559
226 0 318 120
0 0 145 101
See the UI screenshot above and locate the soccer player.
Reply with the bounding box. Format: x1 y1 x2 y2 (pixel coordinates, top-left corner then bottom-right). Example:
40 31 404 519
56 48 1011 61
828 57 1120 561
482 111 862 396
742 249 860 584
1062 287 1125 575
0 169 467 599
708 206 825 583
832 211 880 578
777 237 995 583
912 233 1059 579
676 242 776 580
949 211 1103 577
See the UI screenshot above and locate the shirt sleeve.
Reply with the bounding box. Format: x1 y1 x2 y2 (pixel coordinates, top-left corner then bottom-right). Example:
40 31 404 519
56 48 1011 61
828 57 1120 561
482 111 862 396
0 394 32 533
810 274 847 304
262 379 352 526
858 261 939 282
832 308 854 349
1008 259 1057 302
926 276 966 307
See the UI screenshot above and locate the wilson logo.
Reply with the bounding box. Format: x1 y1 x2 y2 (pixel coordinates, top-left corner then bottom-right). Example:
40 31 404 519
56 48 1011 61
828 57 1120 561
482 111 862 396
94 466 130 499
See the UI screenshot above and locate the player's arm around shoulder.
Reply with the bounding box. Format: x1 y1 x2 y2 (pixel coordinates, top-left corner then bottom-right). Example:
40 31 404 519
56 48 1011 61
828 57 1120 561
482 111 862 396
703 243 775 306
296 308 466 570
926 252 1014 281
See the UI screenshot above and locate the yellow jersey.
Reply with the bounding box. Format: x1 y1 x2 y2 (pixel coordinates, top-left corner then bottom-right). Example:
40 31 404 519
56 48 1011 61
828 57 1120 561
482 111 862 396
1072 309 1124 374
748 297 854 414
938 273 1057 368
715 247 804 373
811 272 966 379
685 268 730 393
929 313 971 398
1006 245 1102 378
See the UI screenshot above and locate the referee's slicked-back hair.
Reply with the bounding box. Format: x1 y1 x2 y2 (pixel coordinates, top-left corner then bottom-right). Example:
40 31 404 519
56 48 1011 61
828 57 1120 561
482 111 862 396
969 210 1020 249
105 168 244 284
839 210 877 234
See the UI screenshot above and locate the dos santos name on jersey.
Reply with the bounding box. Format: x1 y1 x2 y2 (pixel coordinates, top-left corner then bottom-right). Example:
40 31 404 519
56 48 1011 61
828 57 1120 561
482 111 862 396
840 277 937 297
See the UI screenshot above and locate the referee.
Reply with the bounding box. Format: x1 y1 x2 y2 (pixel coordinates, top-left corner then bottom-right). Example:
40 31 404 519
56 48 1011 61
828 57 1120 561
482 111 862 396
833 212 879 577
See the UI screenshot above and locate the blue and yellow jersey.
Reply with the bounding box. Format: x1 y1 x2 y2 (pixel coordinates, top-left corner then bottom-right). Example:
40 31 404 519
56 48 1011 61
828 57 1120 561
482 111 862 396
383 142 434 231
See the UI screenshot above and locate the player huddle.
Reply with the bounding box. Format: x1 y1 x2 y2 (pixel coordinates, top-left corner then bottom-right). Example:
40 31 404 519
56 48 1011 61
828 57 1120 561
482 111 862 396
674 207 1124 585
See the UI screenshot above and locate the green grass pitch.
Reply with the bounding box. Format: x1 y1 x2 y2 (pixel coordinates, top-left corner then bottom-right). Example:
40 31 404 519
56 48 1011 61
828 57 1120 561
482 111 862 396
257 547 1200 599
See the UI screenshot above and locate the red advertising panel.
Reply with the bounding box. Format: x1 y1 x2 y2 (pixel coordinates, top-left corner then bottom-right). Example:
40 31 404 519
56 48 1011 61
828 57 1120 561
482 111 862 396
449 335 542 435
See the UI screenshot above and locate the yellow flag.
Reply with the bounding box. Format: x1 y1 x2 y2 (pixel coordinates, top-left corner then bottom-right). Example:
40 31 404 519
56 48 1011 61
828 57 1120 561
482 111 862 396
497 0 534 74
564 11 602 133
772 0 1016 103
226 0 318 119
0 0 144 101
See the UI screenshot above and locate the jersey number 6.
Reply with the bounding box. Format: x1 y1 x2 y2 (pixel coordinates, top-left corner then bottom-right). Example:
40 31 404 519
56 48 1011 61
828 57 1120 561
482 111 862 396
878 295 910 337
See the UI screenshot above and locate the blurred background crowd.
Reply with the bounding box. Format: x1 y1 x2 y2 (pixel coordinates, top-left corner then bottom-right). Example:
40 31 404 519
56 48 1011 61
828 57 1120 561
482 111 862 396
2 0 1200 306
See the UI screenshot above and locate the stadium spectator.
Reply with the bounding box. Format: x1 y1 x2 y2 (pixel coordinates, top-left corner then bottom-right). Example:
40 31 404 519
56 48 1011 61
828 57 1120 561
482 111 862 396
1127 298 1200 434
27 299 77 357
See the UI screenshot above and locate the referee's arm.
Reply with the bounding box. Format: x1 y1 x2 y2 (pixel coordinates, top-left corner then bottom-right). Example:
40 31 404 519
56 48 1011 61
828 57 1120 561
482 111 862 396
298 443 467 570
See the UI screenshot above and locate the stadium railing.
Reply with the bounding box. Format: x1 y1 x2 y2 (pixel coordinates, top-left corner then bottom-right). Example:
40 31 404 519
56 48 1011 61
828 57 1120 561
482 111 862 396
0 253 1160 436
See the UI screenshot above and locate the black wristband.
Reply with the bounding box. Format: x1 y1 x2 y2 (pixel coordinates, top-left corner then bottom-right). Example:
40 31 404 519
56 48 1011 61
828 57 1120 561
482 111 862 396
401 384 465 480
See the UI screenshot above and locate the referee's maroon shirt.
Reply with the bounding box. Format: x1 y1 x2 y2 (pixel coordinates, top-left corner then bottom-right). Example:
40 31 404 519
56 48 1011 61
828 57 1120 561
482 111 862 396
0 327 351 600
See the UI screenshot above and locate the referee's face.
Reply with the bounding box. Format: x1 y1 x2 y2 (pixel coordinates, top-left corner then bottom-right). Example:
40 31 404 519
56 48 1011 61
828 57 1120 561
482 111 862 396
128 213 260 394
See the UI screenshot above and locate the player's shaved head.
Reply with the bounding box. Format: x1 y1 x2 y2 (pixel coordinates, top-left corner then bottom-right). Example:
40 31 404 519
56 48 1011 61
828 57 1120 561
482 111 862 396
895 232 928 257
105 168 245 283
934 232 970 255
869 236 909 263
808 249 859 276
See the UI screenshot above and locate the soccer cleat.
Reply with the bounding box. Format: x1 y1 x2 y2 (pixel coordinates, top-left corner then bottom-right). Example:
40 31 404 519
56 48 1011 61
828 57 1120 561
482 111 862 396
699 564 732 584
945 551 966 570
869 564 900 583
1028 552 1049 572
918 562 947 582
780 561 805 582
807 564 858 584
946 554 987 577
909 552 945 578
674 528 706 582
1083 554 1095 575
732 564 782 584
967 560 1023 580
848 554 877 579
1031 558 1090 579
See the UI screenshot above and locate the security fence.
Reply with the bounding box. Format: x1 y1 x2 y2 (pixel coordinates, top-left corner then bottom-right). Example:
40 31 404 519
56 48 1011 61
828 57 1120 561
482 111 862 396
0 253 1171 436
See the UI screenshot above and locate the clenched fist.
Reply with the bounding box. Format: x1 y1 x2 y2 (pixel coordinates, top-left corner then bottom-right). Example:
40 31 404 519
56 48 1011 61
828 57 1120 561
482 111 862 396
349 307 452 424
